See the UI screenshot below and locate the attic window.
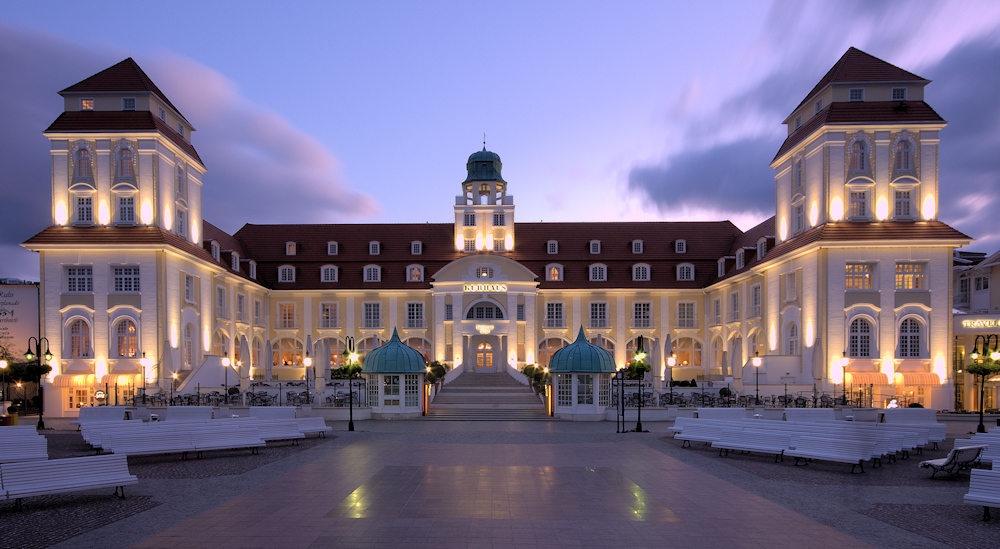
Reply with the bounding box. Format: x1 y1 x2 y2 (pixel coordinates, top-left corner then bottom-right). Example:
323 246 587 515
158 107 166 121
736 250 744 270
892 87 907 101
757 238 767 261
285 242 296 256
369 241 380 255
794 116 802 129
249 261 257 280
590 240 601 254
210 241 220 261
547 241 558 254
718 259 726 277
675 240 687 254
122 97 136 111
632 240 643 254
176 123 184 137
849 88 864 102
231 253 240 271
80 98 94 111
327 241 338 255
411 241 422 255
814 98 823 114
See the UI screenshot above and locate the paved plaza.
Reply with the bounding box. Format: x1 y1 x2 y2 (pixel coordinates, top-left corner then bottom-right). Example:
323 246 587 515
2 417 999 548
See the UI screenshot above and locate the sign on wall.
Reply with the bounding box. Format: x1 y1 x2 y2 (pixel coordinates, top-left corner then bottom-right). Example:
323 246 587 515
463 283 507 293
0 284 39 357
957 315 1000 332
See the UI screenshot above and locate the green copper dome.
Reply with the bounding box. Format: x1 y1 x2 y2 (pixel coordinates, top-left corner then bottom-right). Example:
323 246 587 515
361 328 427 374
463 147 506 183
547 327 616 373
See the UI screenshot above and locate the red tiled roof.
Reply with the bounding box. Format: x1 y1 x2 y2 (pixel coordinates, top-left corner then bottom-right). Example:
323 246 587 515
792 47 928 114
773 101 944 162
762 221 971 263
713 217 776 283
60 58 189 124
44 111 203 166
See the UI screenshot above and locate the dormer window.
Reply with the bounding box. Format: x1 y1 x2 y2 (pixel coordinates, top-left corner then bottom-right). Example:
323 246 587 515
231 253 240 271
814 98 823 113
632 264 650 282
546 264 563 281
849 88 864 102
278 265 295 283
407 265 424 282
327 241 338 255
892 87 907 101
590 240 601 254
547 241 558 254
285 242 296 256
321 265 338 282
411 241 422 255
211 241 220 261
677 263 694 281
249 261 257 280
675 240 687 254
736 250 744 270
757 238 767 261
122 97 136 111
794 116 802 129
177 123 184 137
158 106 166 120
369 241 380 255
81 98 94 111
632 240 643 254
718 259 726 277
590 264 607 282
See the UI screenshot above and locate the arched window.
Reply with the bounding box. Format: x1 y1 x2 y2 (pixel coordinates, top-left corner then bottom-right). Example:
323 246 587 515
537 338 568 368
115 319 137 358
895 140 910 171
322 338 344 368
466 302 504 320
405 338 432 363
278 265 295 283
407 265 424 282
748 329 765 357
851 141 866 172
183 324 194 369
273 338 303 366
356 336 382 356
711 337 724 367
677 264 694 281
588 337 614 355
118 148 134 178
898 318 921 358
674 338 702 367
849 318 873 358
213 330 228 357
546 264 563 281
787 323 799 355
475 266 494 279
76 148 92 178
69 320 91 358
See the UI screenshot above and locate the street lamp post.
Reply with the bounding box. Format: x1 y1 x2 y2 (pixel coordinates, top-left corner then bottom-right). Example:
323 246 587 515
140 353 152 405
0 357 7 406
341 336 360 431
303 351 313 405
24 336 52 429
752 351 762 406
222 353 231 404
667 353 676 405
634 336 647 432
840 352 850 406
170 372 177 405
969 335 1000 434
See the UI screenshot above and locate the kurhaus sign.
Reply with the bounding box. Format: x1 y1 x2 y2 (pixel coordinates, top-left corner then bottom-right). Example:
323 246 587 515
463 283 507 293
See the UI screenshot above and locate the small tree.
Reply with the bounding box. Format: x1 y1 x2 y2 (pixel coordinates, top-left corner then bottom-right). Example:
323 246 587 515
520 364 549 394
424 361 448 384
967 360 1000 432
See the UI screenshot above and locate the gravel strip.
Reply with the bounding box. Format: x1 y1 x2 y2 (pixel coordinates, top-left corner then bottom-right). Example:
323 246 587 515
0 494 158 549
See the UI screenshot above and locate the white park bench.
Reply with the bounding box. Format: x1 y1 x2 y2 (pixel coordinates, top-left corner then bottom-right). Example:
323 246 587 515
0 437 48 463
920 444 987 478
964 468 1000 522
711 429 794 462
187 427 266 458
674 424 729 446
161 406 214 421
248 406 297 420
783 409 836 422
879 408 947 449
784 436 877 473
252 419 306 443
0 425 40 437
70 406 128 428
694 408 748 420
106 431 197 459
295 416 332 437
955 435 1000 465
0 454 137 511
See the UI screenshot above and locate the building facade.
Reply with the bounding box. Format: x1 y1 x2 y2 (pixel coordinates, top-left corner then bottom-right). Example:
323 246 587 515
953 249 1000 412
24 49 972 417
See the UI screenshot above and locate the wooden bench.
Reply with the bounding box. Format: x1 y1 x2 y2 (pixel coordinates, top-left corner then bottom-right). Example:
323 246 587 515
784 436 876 473
295 417 332 437
711 429 793 462
0 454 137 510
964 468 1000 522
920 445 987 478
0 437 48 463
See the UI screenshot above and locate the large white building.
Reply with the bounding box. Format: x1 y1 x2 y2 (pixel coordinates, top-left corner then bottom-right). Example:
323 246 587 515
24 49 972 417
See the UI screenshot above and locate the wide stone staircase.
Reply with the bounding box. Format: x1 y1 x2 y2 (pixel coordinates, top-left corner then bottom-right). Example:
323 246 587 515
425 372 549 421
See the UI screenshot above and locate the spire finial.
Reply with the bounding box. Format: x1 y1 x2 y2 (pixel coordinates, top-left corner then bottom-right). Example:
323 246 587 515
483 132 486 150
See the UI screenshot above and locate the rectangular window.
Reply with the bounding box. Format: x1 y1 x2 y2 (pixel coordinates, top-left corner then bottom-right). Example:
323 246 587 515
794 116 802 129
849 88 864 102
66 267 93 293
814 98 823 113
158 106 166 120
633 265 649 281
590 302 607 328
493 213 504 226
77 196 93 223
176 208 187 237
321 303 339 329
895 263 925 290
464 239 476 253
184 274 194 302
590 241 601 254
118 195 135 223
557 374 572 407
633 302 651 328
445 304 453 321
546 302 564 328
976 277 990 291
675 240 686 253
493 238 505 253
463 213 475 226
216 287 228 319
405 374 418 407
590 265 606 281
577 374 593 405
846 263 874 290
751 285 761 318
407 302 424 329
177 123 184 137
547 241 558 254
122 97 136 110
364 266 380 282
363 302 381 329
113 266 140 292
786 272 797 301
730 292 740 322
517 304 525 321
328 242 338 255
369 242 380 255
849 190 867 218
677 302 695 328
81 98 94 111
383 375 400 406
793 203 804 233
959 277 970 304
892 87 907 101
322 266 337 282
632 241 643 254
894 190 912 218
254 300 262 324
236 294 246 322
712 299 721 325
279 303 295 329
411 242 422 255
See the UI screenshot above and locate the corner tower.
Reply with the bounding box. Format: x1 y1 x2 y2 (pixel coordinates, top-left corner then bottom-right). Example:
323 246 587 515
453 147 515 254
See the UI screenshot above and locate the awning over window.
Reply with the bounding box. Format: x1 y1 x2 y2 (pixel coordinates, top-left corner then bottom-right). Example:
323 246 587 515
51 374 96 388
100 373 143 386
894 372 941 386
845 371 889 386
